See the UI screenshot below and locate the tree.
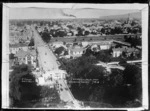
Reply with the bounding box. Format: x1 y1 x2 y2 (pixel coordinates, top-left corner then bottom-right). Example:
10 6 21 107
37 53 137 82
89 86 105 102
70 65 107 101
9 64 34 107
83 48 93 57
59 55 107 101
64 51 68 55
101 28 105 34
59 53 142 107
63 42 66 45
67 25 73 29
122 51 127 58
9 53 15 60
54 47 65 56
40 86 60 103
119 59 127 66
108 69 124 87
28 38 34 46
123 65 142 101
10 64 61 108
41 32 51 43
95 50 111 62
77 27 84 36
84 31 90 36
56 30 67 37
19 74 41 102
74 38 77 42
124 35 128 41
108 46 113 55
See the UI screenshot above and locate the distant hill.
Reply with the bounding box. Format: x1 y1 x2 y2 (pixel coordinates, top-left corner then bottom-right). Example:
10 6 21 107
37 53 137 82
99 12 141 20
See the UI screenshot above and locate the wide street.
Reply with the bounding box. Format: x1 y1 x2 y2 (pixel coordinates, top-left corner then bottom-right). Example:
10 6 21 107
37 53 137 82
31 26 59 71
31 25 81 108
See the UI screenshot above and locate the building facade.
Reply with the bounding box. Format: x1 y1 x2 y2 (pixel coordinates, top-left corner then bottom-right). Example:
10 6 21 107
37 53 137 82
9 43 29 54
68 45 85 58
15 49 37 68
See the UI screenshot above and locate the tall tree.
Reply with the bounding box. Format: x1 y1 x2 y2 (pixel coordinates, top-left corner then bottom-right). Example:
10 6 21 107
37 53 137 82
54 47 65 56
41 32 51 43
123 65 142 100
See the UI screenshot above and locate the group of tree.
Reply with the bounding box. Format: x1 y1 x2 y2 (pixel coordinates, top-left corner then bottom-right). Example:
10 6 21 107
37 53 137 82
9 53 15 60
54 46 66 56
49 29 68 37
101 27 124 35
124 35 141 47
38 20 141 39
58 55 142 107
40 31 51 43
9 64 60 108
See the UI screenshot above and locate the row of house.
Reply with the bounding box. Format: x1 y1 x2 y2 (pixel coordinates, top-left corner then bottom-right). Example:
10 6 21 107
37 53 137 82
52 40 140 59
9 42 34 54
52 40 113 59
112 46 140 57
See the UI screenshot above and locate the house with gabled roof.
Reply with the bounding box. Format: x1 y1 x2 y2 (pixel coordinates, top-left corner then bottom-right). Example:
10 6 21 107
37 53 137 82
89 41 112 50
112 47 140 57
15 49 37 68
9 43 29 54
68 45 85 58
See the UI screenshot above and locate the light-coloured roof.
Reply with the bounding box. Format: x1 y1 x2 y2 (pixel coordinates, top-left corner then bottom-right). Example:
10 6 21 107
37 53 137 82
71 48 84 53
15 49 36 58
124 24 132 27
127 48 139 52
112 47 126 52
89 41 112 45
69 45 84 53
73 45 81 49
113 47 139 52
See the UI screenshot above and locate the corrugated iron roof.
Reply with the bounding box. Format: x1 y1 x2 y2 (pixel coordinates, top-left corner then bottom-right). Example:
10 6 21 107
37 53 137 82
10 43 29 48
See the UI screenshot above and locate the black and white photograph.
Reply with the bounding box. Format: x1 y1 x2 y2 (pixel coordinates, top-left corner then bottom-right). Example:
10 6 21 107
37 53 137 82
2 3 148 110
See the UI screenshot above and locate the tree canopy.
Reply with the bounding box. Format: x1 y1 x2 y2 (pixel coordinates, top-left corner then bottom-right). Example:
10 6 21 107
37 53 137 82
58 55 142 107
9 53 15 60
9 64 60 108
54 46 65 56
41 31 51 43
28 38 34 46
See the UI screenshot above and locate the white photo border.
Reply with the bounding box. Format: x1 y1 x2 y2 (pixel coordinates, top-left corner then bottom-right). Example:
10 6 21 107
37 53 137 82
2 3 149 110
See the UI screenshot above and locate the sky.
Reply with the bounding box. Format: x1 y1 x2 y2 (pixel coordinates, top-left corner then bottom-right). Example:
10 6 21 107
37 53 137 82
9 8 140 19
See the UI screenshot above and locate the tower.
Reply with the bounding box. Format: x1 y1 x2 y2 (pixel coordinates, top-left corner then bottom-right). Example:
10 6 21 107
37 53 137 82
127 13 130 24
